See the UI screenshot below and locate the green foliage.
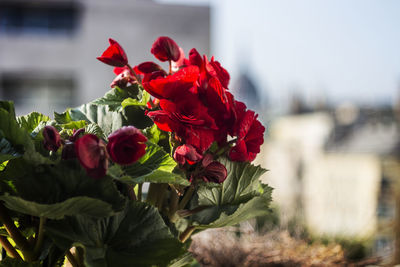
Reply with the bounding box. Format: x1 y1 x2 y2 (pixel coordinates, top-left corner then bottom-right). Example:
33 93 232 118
0 257 41 267
0 138 21 163
16 112 50 134
187 158 272 229
0 101 16 119
0 79 271 266
46 201 184 267
110 142 190 186
168 252 197 267
0 160 125 219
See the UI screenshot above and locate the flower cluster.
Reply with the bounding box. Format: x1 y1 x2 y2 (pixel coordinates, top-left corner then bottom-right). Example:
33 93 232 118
42 125 147 178
97 36 265 183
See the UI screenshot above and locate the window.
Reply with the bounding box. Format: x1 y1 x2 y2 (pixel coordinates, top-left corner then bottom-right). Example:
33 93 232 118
0 2 80 35
1 73 76 116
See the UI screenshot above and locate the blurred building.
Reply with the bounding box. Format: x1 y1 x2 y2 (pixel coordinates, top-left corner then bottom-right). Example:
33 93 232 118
0 0 210 116
257 103 400 261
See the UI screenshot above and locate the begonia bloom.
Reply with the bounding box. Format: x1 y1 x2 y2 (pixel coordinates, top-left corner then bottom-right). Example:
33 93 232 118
75 134 108 179
97 38 128 67
43 126 61 152
107 126 147 165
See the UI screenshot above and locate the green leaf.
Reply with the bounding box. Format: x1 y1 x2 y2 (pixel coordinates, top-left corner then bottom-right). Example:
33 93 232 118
92 85 149 112
168 252 196 267
60 120 87 130
0 108 51 165
16 112 50 133
0 108 33 152
0 194 119 220
0 161 8 171
0 138 21 163
120 90 150 109
0 160 125 218
0 257 41 267
0 101 16 119
114 142 189 186
197 158 267 205
54 110 72 124
92 87 131 112
143 124 161 144
85 123 105 139
187 158 272 228
193 186 272 229
46 201 184 267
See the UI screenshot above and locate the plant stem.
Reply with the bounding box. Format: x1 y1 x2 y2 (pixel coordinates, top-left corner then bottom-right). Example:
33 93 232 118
128 185 137 201
126 63 140 83
176 206 208 218
0 235 22 260
168 188 179 221
156 184 168 210
0 203 31 253
178 185 195 210
138 183 142 202
33 217 46 257
146 183 158 206
66 250 79 267
75 246 85 267
179 226 196 243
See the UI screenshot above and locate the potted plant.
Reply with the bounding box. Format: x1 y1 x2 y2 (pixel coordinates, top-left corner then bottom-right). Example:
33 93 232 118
0 36 271 266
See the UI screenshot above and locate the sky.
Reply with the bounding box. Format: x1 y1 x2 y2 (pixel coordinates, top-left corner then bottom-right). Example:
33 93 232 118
159 0 400 107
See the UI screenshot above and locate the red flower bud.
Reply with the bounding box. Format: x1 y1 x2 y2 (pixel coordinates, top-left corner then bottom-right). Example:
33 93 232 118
174 144 203 165
151 36 180 62
200 154 227 184
75 134 108 179
136 61 164 74
107 126 147 165
43 126 61 152
61 140 76 160
97 38 128 67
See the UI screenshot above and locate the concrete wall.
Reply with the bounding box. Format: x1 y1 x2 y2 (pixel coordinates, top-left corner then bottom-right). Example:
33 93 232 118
303 153 381 237
0 0 210 115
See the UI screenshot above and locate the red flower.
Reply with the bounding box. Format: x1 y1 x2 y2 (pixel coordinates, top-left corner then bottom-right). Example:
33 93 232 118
143 65 199 100
174 144 203 165
110 67 137 88
147 97 217 153
97 38 128 67
205 56 230 89
107 126 147 165
75 134 108 179
42 126 61 152
229 101 265 162
151 36 180 62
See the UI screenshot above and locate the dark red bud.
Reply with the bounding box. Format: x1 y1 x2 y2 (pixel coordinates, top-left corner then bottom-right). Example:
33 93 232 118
43 126 61 152
174 144 203 165
151 36 181 62
75 134 108 179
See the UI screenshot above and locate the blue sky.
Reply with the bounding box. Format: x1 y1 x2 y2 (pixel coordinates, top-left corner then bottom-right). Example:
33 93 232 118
160 0 400 106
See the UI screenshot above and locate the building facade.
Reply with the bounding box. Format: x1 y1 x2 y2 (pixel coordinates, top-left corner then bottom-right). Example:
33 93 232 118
0 0 210 116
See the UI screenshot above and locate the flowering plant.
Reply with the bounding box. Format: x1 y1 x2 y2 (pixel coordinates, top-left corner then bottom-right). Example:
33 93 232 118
0 37 271 266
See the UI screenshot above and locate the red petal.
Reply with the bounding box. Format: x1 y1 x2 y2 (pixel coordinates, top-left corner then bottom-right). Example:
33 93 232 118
75 134 108 178
146 110 179 132
143 65 199 100
136 61 164 74
97 38 128 67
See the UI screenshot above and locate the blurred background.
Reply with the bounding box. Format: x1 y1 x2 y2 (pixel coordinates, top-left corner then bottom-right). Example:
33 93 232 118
1 0 400 264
